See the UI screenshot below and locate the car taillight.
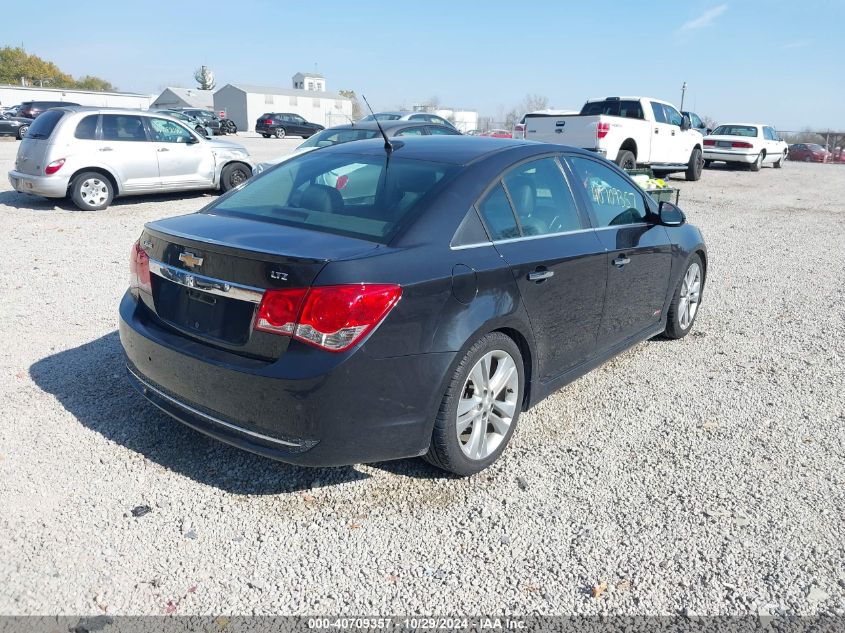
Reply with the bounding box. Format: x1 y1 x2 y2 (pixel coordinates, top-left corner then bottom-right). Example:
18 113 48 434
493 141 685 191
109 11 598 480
703 139 715 146
264 119 273 125
129 240 151 294
731 141 753 149
597 122 610 139
45 158 66 175
254 284 402 352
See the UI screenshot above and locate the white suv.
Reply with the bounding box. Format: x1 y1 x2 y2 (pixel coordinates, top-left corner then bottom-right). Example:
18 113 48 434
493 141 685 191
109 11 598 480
8 107 252 210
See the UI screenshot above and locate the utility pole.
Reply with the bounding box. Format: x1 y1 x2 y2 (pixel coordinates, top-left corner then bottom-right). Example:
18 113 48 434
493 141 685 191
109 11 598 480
680 81 687 111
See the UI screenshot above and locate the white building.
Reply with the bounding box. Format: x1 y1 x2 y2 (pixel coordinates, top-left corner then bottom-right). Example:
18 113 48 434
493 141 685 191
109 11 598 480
151 87 214 110
213 83 352 132
0 85 152 110
292 72 325 93
435 109 479 134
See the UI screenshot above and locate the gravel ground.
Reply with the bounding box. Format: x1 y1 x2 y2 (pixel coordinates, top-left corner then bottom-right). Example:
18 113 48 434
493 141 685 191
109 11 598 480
0 134 843 617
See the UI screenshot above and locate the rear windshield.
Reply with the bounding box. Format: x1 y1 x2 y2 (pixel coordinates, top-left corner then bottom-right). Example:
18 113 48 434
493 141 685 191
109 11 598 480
209 151 458 243
299 128 380 149
25 110 65 139
580 100 644 119
712 125 758 137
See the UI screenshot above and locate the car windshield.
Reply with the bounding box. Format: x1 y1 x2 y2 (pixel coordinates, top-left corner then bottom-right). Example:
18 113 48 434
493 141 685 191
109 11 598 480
298 128 380 149
209 151 459 244
712 125 758 137
361 113 402 122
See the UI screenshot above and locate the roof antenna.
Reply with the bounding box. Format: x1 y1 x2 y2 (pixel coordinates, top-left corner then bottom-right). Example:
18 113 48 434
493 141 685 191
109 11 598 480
362 94 393 154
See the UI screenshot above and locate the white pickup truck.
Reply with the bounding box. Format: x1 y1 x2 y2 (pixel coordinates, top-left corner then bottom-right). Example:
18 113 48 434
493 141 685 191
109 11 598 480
523 96 705 181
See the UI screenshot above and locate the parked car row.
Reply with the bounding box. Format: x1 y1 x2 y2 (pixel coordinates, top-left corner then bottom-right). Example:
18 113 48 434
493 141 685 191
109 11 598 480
7 95 712 477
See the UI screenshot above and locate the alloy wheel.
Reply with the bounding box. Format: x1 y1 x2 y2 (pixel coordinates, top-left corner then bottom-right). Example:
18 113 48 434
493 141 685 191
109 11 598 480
677 262 702 330
79 178 109 207
456 350 519 460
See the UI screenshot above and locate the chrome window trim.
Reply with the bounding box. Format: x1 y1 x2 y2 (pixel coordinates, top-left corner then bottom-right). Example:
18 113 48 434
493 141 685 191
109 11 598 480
128 366 302 448
449 223 653 250
148 259 264 304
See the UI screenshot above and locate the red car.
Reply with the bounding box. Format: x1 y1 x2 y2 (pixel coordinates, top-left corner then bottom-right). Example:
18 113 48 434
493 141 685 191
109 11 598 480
479 129 513 138
788 143 830 162
832 147 845 163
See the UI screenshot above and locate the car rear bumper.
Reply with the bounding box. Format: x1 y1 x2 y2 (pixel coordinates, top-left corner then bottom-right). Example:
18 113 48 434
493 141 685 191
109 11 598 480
118 291 453 467
8 170 69 197
702 149 757 163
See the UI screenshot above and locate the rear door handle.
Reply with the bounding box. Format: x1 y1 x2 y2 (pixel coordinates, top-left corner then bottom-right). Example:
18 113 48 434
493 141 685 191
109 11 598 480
527 269 554 282
158 148 169 152
613 255 631 268
99 147 113 152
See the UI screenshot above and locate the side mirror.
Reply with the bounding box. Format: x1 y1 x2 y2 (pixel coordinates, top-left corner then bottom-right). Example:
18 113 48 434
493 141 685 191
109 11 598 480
659 201 685 226
186 134 200 144
680 114 692 131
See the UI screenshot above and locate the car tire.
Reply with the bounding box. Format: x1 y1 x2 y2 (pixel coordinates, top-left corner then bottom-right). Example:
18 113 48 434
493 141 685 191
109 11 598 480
685 147 703 181
750 151 764 172
774 152 786 169
70 172 114 211
664 254 704 340
424 332 524 476
615 150 636 170
274 127 286 139
261 134 271 138
220 162 250 192
803 156 811 162
16 125 29 140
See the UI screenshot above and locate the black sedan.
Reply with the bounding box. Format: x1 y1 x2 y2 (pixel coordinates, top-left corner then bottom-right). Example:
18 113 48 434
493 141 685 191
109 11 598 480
255 112 324 139
0 113 33 139
119 136 707 476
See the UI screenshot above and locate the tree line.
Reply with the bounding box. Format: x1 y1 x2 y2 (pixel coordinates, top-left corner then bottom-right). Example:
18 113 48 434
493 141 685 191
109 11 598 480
0 46 116 92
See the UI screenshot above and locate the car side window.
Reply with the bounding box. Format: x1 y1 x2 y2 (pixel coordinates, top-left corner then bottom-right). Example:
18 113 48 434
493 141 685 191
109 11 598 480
664 104 683 127
148 117 195 143
477 184 520 240
426 125 457 135
74 115 99 140
395 127 425 136
567 156 647 227
650 102 667 123
502 157 582 235
101 114 147 142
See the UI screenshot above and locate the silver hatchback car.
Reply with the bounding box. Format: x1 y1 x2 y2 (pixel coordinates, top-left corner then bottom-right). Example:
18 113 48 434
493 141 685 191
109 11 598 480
8 107 252 210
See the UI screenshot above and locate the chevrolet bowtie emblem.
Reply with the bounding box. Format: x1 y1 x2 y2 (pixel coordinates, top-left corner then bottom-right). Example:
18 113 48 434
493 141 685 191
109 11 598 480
179 251 204 268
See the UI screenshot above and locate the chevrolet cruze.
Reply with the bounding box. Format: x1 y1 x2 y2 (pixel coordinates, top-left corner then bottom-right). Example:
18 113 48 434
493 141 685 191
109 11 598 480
119 136 706 476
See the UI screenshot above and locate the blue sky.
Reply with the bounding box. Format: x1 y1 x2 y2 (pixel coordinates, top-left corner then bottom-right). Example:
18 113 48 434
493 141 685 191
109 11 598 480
3 0 843 130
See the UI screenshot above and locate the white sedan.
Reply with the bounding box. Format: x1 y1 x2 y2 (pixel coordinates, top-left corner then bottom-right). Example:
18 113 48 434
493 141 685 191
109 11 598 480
703 123 788 171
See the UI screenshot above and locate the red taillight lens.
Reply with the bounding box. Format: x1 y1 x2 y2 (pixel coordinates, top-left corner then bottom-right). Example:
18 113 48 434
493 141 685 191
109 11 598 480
597 122 610 139
254 288 308 335
129 241 151 294
254 284 402 352
45 158 66 175
731 141 753 149
264 119 273 125
703 139 715 146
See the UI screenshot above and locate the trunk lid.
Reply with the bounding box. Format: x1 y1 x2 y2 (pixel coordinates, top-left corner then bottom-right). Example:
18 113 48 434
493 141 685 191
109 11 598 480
14 109 68 176
138 213 380 359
